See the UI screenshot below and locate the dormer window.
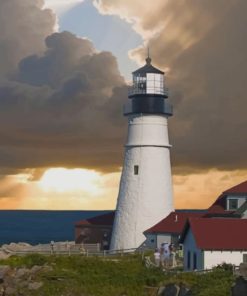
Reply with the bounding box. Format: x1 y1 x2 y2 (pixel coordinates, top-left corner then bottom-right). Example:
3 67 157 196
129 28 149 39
228 198 238 210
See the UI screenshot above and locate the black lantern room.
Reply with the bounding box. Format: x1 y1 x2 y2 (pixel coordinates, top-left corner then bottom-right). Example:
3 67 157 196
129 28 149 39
124 56 173 116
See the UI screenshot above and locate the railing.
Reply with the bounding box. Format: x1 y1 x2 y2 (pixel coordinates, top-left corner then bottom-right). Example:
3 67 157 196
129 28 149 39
128 86 168 97
123 101 173 116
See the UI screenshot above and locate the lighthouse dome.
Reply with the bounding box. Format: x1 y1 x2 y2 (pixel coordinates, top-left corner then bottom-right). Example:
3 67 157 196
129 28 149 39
129 57 167 98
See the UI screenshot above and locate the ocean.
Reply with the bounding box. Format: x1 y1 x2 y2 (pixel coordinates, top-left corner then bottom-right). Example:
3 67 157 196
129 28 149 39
0 210 111 245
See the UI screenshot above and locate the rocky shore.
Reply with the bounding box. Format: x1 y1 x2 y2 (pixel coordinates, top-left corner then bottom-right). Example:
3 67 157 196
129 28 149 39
0 264 52 295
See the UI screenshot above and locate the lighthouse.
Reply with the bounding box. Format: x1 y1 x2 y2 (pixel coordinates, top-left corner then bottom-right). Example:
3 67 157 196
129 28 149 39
110 55 174 250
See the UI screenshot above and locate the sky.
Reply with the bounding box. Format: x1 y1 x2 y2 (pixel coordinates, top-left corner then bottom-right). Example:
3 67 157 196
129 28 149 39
0 0 246 210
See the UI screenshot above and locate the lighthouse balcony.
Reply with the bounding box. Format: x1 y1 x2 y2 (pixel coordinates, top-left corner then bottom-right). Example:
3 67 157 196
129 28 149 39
124 99 173 116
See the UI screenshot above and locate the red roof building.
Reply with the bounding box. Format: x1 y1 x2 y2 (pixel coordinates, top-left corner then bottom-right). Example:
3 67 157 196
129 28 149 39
143 211 205 248
208 180 247 214
75 212 115 249
180 218 247 270
143 180 247 249
73 179 247 252
224 180 247 194
181 218 247 250
145 212 204 235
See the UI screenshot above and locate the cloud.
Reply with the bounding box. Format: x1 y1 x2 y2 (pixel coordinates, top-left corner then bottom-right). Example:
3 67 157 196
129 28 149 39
0 0 56 77
0 30 126 172
0 0 247 181
44 0 85 15
94 0 247 172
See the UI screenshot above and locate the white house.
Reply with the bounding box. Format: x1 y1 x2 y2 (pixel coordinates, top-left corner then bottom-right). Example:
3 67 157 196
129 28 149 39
143 180 247 250
180 218 247 271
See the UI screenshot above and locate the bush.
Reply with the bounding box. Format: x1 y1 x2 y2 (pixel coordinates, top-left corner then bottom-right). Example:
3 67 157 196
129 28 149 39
213 263 234 272
0 253 48 268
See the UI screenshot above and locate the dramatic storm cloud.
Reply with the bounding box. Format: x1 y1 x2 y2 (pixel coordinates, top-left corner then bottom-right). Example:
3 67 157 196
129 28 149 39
0 0 126 173
94 0 247 172
0 0 55 77
0 0 247 177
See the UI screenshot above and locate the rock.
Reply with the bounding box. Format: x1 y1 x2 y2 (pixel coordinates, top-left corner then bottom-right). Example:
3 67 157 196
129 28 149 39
15 268 30 278
30 265 43 274
28 281 43 290
0 251 10 260
157 287 165 295
178 285 190 296
0 286 5 295
5 286 16 295
158 284 179 296
232 277 247 296
0 266 11 280
239 263 247 280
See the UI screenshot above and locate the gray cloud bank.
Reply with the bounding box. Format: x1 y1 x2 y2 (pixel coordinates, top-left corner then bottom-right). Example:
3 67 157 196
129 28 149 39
0 0 246 175
95 0 247 172
0 0 126 172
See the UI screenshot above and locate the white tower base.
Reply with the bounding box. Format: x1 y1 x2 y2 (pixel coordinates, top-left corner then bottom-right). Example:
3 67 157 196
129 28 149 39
110 114 174 251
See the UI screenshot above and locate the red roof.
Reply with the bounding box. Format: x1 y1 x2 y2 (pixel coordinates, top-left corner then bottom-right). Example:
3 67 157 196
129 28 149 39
223 180 247 194
207 180 247 214
75 211 115 227
181 218 247 250
144 211 204 234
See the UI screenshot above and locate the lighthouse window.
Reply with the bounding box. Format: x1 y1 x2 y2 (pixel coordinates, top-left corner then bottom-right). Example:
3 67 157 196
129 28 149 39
146 73 164 95
134 165 139 175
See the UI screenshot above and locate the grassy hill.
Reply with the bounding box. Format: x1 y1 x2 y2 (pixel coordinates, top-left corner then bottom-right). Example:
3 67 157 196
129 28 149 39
0 254 235 295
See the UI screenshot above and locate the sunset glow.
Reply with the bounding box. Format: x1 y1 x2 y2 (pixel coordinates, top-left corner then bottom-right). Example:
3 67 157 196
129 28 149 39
39 168 102 195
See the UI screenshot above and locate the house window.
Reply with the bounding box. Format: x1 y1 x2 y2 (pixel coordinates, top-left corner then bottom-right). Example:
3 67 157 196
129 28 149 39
193 252 197 270
134 165 139 175
187 251 191 270
243 254 247 263
228 199 238 210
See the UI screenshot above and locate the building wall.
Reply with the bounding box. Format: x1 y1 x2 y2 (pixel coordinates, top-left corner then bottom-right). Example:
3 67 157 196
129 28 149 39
144 234 157 249
75 225 112 250
145 233 180 249
183 228 204 271
157 234 171 247
204 251 247 269
242 209 247 219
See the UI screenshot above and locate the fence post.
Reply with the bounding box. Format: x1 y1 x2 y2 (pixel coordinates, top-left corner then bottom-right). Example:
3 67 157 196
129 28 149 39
142 250 144 261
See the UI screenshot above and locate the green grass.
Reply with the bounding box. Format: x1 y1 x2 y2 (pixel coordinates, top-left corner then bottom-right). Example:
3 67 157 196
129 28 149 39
0 254 235 296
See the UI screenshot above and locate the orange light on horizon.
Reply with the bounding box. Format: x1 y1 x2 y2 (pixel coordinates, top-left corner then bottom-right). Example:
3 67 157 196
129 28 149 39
38 168 102 195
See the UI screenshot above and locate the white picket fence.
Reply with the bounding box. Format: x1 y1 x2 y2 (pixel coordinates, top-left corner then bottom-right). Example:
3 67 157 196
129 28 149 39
2 242 143 257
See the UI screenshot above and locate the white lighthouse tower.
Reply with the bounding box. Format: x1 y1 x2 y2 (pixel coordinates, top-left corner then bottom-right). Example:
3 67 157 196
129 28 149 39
110 55 174 250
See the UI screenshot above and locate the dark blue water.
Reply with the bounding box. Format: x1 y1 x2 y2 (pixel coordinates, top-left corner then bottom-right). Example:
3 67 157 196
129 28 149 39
0 210 110 245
